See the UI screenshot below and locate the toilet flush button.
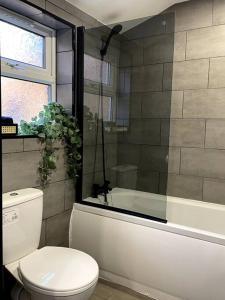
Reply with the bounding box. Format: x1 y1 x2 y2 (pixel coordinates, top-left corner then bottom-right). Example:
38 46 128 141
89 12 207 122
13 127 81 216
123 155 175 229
3 209 19 225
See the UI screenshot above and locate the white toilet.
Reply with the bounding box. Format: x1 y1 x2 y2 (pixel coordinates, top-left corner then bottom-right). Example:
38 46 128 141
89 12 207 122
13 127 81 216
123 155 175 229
3 188 99 300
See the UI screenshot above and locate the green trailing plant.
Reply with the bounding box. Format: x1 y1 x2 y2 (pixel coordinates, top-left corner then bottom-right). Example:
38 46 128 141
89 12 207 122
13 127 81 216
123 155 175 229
19 103 82 187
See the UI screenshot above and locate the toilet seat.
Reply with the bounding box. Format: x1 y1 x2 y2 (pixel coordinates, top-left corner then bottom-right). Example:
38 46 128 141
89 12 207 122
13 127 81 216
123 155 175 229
19 246 99 297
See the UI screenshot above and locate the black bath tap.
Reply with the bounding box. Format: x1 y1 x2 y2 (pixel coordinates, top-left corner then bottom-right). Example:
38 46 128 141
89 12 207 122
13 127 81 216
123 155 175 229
92 180 112 198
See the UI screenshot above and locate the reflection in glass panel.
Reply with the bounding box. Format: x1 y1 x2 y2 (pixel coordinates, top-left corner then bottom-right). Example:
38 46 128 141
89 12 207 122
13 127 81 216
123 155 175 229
84 54 110 85
84 93 112 122
81 14 177 221
0 21 44 67
1 77 49 123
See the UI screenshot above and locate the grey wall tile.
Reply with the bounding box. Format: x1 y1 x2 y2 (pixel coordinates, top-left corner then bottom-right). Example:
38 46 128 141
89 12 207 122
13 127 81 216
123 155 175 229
3 151 40 192
213 0 225 25
142 119 161 145
105 144 118 169
137 170 159 193
159 173 203 200
143 34 175 64
119 67 131 95
140 146 180 173
163 59 209 91
117 144 140 166
161 119 205 147
24 138 42 151
57 28 72 52
183 88 225 118
142 91 183 118
122 119 139 145
205 119 225 149
2 139 23 153
131 64 163 93
129 93 142 118
104 126 118 145
83 145 103 174
167 147 181 174
186 25 225 59
173 31 186 61
181 148 225 179
174 0 212 32
130 66 146 93
57 84 73 114
65 179 75 210
209 57 225 88
43 181 65 219
120 40 143 67
24 139 63 152
123 119 160 145
142 32 186 64
113 166 138 190
203 178 225 204
57 51 73 84
82 172 93 199
46 210 71 246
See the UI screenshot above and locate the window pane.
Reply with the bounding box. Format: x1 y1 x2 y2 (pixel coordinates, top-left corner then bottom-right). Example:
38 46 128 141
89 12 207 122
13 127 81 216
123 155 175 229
84 54 110 85
1 77 49 124
0 21 44 67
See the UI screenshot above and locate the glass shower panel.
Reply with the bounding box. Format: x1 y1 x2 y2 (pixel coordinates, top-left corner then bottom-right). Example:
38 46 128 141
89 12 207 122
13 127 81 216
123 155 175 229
82 13 175 222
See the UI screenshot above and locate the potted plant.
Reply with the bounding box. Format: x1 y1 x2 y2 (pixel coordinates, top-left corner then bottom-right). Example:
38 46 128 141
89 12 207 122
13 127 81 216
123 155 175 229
19 103 82 187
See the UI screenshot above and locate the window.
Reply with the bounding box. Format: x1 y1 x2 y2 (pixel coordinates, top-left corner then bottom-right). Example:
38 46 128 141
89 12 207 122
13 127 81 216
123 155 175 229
0 7 56 124
2 77 49 124
0 21 44 68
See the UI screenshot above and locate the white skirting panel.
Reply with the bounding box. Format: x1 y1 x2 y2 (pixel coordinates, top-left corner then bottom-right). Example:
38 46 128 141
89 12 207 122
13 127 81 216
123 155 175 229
69 204 225 300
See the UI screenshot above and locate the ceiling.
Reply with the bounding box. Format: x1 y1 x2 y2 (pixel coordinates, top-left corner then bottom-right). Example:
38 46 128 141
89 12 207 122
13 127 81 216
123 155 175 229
66 0 187 25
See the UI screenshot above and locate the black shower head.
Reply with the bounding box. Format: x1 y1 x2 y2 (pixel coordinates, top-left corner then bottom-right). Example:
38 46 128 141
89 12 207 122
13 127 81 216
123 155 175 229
100 24 123 57
111 24 123 35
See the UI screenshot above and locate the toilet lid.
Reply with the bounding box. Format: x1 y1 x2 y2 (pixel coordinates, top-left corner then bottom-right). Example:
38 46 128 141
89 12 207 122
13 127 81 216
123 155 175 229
19 247 99 297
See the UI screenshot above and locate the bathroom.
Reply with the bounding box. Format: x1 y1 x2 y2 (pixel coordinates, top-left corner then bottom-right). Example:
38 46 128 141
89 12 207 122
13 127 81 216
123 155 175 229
1 0 225 299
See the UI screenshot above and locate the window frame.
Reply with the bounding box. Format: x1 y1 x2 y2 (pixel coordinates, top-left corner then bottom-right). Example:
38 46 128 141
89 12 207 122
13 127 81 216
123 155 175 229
0 6 56 101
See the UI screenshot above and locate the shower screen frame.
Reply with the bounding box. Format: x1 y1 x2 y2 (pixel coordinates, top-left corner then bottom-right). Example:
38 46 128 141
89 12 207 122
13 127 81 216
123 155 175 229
75 26 167 224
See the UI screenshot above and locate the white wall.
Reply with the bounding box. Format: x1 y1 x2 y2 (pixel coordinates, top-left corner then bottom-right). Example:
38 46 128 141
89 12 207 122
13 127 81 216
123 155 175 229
66 0 188 25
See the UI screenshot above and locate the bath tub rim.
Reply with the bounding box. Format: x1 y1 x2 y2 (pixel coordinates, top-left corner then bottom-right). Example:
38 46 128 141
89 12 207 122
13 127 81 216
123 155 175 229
73 202 225 247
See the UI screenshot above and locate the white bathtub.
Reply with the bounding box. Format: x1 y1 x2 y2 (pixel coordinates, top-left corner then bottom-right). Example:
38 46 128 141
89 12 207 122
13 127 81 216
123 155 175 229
69 188 225 300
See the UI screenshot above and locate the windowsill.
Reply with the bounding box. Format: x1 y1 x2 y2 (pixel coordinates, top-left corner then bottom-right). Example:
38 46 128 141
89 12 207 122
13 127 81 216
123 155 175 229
1 135 38 139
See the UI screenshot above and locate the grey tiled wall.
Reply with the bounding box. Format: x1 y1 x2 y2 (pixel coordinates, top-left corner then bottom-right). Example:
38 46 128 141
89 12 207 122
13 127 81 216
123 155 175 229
165 0 225 204
117 12 175 195
56 27 73 115
2 138 75 247
118 0 225 205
